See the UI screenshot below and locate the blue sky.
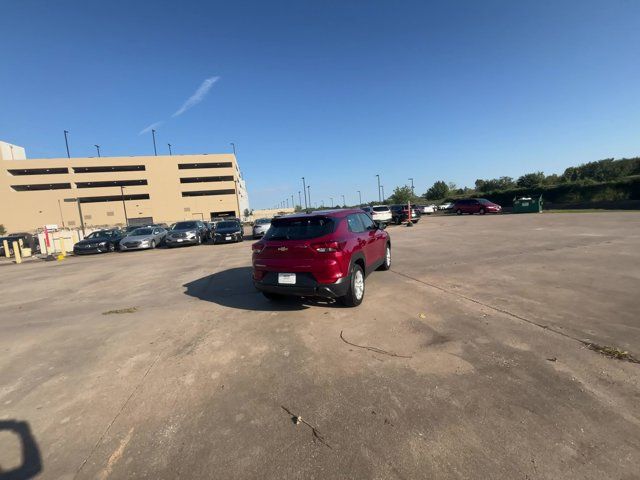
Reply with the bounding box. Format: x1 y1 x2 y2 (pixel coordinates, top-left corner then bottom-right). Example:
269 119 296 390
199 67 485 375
1 0 639 208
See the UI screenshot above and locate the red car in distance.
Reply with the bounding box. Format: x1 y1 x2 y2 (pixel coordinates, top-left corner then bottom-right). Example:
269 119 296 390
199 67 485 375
453 198 502 215
251 209 391 307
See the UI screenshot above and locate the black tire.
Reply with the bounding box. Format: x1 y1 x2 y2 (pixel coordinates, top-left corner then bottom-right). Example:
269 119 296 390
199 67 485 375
108 243 115 252
378 244 391 271
480 208 486 215
395 217 401 225
456 209 462 215
262 292 284 301
340 263 365 307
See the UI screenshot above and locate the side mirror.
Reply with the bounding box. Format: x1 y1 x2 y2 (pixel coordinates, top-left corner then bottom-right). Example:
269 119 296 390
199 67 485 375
376 221 387 230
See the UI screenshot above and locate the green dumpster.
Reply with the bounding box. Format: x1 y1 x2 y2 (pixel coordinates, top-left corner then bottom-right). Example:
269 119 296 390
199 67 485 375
513 195 543 213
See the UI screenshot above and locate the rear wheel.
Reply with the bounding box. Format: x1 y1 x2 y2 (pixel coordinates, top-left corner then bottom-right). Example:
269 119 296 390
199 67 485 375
340 264 365 307
456 209 462 215
479 208 486 215
107 243 115 252
197 235 202 245
150 240 156 249
378 244 391 271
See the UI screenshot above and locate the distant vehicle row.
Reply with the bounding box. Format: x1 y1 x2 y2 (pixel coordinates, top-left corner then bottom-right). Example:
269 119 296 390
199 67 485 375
73 219 244 255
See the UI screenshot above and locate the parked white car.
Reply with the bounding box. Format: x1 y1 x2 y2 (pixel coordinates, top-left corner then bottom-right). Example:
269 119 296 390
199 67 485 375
362 205 393 224
417 204 437 214
439 202 454 211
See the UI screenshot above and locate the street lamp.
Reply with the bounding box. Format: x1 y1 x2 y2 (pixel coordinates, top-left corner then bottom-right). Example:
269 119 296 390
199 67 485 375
298 191 302 209
409 178 414 195
301 177 308 209
94 145 101 157
64 130 71 158
376 174 381 202
168 143 172 156
341 194 346 207
307 185 311 209
357 190 362 206
381 185 385 201
120 186 129 226
151 129 158 156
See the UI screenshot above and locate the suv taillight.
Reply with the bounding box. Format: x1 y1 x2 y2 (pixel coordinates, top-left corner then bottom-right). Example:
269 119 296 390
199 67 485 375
311 241 343 253
251 242 264 254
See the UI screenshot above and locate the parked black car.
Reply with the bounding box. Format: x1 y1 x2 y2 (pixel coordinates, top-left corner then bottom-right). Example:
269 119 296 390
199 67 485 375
73 229 124 255
212 220 244 244
165 220 208 247
0 233 40 255
389 204 421 224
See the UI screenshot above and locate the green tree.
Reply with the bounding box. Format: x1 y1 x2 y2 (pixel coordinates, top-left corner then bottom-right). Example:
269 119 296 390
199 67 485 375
388 185 415 204
425 181 449 200
475 177 515 192
0 224 5 235
516 172 546 188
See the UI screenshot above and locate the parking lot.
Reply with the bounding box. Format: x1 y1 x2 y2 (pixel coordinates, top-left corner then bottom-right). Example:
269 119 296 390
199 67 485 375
1 212 639 479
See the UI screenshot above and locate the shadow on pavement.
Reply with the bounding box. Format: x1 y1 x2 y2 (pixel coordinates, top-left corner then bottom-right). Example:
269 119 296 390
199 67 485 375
0 420 42 480
183 266 346 311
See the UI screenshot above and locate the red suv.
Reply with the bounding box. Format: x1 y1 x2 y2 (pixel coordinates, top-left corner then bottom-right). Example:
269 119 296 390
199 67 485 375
453 198 502 215
251 209 391 307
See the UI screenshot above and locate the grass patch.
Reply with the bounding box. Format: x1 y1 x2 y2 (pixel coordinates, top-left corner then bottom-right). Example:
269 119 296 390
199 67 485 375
102 306 138 315
584 343 639 364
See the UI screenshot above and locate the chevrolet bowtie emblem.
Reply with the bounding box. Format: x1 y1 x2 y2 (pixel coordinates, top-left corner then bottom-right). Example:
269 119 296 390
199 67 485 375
277 246 288 252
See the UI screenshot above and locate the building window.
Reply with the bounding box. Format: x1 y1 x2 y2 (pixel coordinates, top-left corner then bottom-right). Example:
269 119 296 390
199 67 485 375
177 162 232 170
75 179 148 188
78 194 150 203
11 183 72 191
8 167 69 175
106 211 115 216
181 189 235 197
179 176 234 183
73 165 145 173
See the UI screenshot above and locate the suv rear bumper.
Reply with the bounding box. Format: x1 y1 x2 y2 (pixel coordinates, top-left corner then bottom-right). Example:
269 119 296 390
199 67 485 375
254 274 350 299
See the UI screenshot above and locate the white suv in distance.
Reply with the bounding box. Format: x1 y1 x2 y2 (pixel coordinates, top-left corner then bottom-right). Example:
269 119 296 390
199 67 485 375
362 205 392 224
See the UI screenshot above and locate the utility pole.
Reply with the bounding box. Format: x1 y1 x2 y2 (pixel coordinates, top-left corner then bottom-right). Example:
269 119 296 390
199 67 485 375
381 185 386 201
357 190 362 206
298 191 302 209
301 177 308 209
409 178 414 195
291 195 295 209
168 143 172 155
151 129 158 156
376 174 381 202
307 185 311 209
120 186 129 226
94 144 101 157
341 194 346 207
330 197 333 208
64 130 70 158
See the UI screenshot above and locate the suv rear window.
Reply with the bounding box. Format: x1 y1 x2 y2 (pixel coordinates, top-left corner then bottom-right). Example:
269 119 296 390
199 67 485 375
372 206 390 212
265 216 336 240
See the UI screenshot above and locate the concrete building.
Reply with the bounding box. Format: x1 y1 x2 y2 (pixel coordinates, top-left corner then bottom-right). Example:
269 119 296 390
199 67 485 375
0 140 249 232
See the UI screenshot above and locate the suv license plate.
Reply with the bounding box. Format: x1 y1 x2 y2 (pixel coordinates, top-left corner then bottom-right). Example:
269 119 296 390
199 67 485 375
225 236 231 240
278 273 296 285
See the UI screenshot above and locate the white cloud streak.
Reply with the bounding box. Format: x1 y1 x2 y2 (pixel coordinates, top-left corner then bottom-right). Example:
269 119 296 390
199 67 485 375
172 76 220 117
139 121 163 136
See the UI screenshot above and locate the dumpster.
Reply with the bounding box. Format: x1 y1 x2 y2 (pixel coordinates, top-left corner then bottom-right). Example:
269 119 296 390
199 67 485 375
513 195 543 213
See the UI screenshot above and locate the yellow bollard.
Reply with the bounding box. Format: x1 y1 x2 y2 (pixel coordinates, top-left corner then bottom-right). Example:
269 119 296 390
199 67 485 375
57 238 66 261
12 241 22 264
2 240 10 258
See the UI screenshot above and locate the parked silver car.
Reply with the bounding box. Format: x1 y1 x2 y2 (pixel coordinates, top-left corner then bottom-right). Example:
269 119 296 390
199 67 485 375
252 218 272 238
119 227 167 251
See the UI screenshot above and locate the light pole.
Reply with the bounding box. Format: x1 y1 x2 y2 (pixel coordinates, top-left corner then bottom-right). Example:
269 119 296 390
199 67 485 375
230 142 236 156
409 178 414 195
301 177 308 209
291 195 295 210
120 186 129 226
286 198 289 208
168 143 172 156
376 174 381 202
341 194 346 207
57 199 65 228
151 129 158 156
64 130 70 158
357 190 362 206
381 185 386 201
330 197 333 208
298 191 302 209
94 145 101 157
307 185 311 209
